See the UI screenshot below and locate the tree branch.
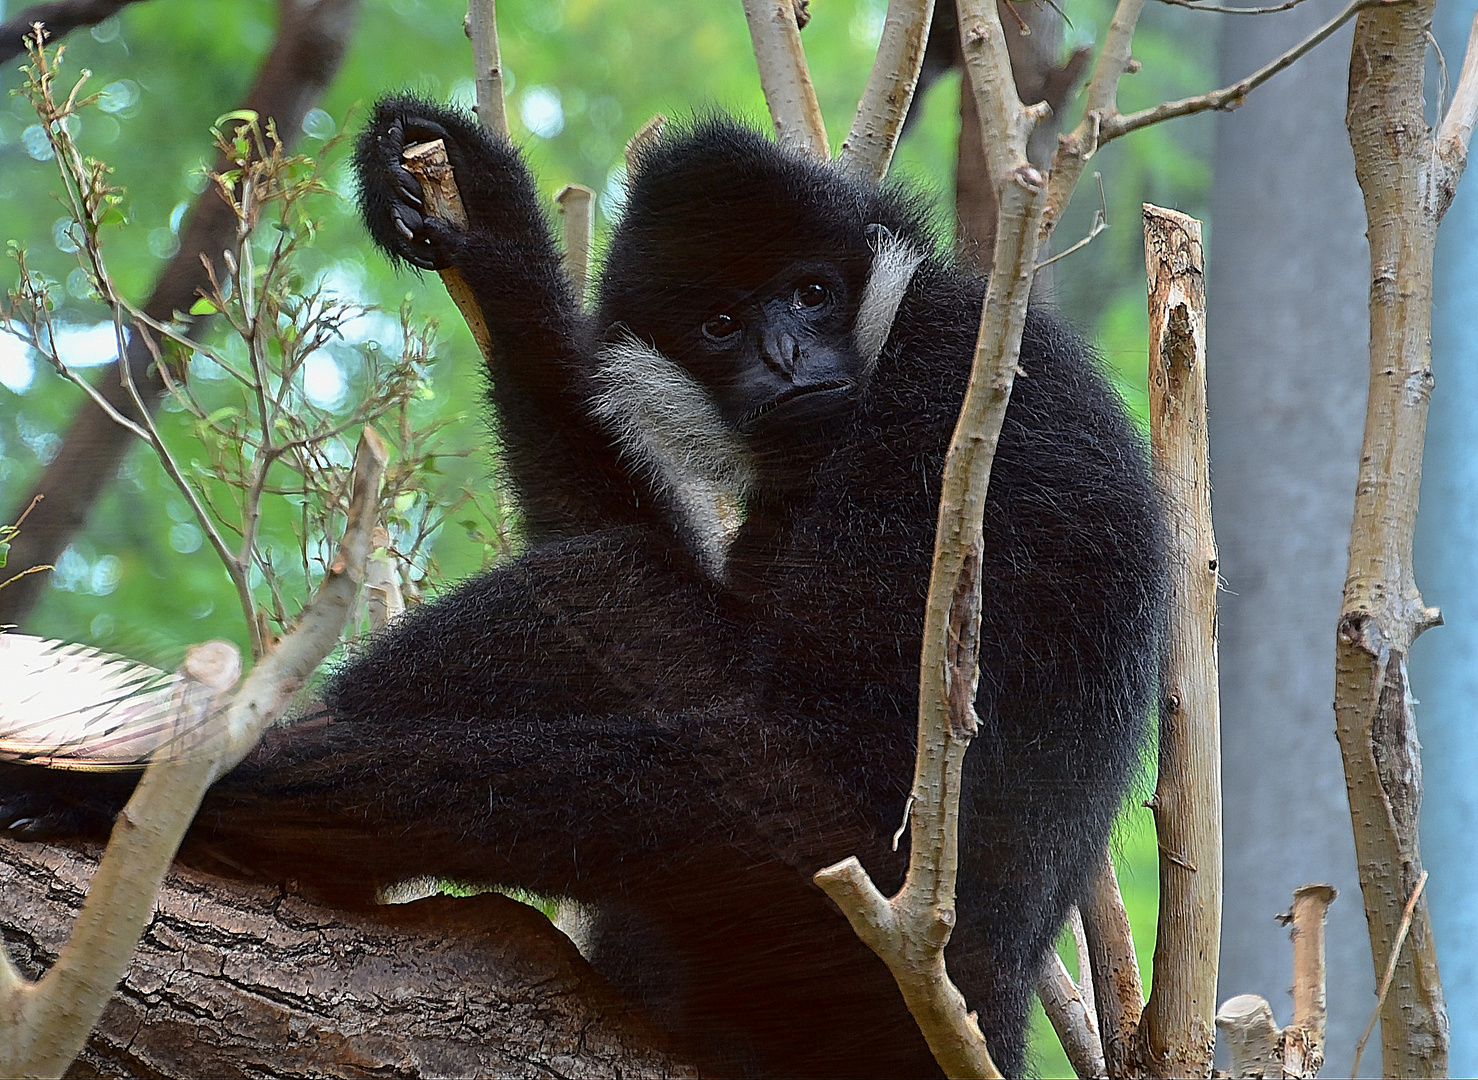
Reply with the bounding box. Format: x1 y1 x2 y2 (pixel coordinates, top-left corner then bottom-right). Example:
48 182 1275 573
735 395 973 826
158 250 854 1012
741 0 829 158
1037 948 1107 1078
1433 11 1478 215
466 0 508 138
1080 852 1143 1078
1336 0 1452 1070
0 430 385 1077
0 838 693 1078
1107 0 1397 139
837 0 937 181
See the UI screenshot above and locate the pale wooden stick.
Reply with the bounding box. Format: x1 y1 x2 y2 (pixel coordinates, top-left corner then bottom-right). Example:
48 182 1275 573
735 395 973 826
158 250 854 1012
400 139 493 365
1138 204 1221 1078
1037 950 1107 1078
624 113 666 171
1080 852 1143 1077
741 0 829 158
836 0 936 181
1214 994 1281 1078
465 0 508 137
1284 883 1336 1079
555 184 595 305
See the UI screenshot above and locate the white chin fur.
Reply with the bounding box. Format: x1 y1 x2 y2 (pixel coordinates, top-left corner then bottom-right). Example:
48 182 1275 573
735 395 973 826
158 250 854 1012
853 230 925 372
592 236 920 578
590 334 754 580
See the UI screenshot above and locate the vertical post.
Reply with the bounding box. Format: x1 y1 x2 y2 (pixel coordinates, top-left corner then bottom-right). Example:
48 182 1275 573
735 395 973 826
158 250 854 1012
1139 205 1222 1078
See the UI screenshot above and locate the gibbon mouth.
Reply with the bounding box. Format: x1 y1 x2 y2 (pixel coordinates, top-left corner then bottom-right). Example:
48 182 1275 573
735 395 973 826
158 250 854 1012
740 380 853 431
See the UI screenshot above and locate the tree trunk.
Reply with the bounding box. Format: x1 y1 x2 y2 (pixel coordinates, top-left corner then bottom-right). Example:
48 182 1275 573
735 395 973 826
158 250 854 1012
1407 1 1478 1073
0 837 697 1079
1205 6 1378 1072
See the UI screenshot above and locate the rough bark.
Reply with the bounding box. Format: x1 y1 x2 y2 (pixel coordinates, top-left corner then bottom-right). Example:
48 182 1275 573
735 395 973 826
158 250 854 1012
0 0 362 626
0 837 696 1080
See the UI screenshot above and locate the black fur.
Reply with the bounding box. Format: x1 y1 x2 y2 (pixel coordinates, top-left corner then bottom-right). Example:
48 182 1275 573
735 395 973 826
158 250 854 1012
0 102 1165 1078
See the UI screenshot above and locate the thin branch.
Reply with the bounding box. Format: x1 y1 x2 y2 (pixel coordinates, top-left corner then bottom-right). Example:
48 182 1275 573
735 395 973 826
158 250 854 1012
741 0 829 158
1037 950 1107 1078
1036 173 1107 270
0 639 242 1077
466 0 508 137
1080 852 1142 1077
836 0 937 181
1433 11 1478 215
1152 0 1317 15
1350 870 1429 1079
1041 0 1147 240
1106 0 1397 139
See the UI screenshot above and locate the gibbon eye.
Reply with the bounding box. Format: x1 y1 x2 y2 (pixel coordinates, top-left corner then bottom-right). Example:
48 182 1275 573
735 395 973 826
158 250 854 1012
703 313 741 341
794 282 829 309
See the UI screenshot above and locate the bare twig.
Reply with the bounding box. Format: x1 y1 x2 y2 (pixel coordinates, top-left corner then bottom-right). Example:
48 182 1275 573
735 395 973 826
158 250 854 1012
1036 173 1107 270
1138 205 1220 1078
555 184 595 305
837 0 937 181
1107 0 1397 139
465 0 508 137
1042 0 1147 239
1152 0 1316 15
1283 883 1337 1079
741 0 829 158
1433 11 1478 214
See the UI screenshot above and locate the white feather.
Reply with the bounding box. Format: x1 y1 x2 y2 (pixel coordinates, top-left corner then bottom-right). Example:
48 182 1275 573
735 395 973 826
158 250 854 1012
0 635 223 769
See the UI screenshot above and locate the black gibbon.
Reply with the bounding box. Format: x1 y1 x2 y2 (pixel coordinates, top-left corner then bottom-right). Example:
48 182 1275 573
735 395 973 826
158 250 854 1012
0 101 1165 1079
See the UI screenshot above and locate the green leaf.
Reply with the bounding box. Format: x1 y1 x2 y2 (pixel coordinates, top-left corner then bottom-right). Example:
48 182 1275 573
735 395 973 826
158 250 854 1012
189 296 219 315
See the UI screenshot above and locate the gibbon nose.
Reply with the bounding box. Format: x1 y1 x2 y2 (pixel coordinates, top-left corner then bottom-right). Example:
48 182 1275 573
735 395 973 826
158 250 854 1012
761 330 800 378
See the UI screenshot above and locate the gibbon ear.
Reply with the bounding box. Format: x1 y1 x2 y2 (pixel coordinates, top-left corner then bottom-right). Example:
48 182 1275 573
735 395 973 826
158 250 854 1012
854 225 924 372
